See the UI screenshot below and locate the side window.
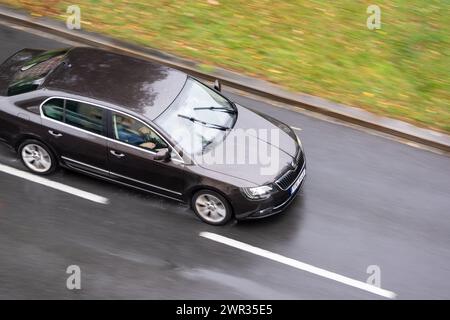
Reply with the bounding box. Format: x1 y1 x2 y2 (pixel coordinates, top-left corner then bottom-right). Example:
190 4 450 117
112 113 168 152
42 98 65 121
65 100 105 135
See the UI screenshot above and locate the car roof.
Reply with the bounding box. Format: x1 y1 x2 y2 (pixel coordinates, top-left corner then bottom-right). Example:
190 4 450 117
43 47 187 120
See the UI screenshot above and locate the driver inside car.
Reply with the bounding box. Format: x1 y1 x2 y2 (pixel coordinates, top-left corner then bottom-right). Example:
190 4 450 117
115 115 158 150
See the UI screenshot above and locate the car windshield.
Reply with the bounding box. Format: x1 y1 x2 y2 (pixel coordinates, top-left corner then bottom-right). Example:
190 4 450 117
155 78 237 156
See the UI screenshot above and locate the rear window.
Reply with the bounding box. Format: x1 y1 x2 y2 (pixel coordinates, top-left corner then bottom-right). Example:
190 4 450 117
7 49 68 96
65 100 105 135
41 98 106 135
42 98 64 121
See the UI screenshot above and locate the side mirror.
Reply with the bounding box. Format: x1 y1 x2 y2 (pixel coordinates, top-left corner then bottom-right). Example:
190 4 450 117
214 79 222 92
154 148 171 161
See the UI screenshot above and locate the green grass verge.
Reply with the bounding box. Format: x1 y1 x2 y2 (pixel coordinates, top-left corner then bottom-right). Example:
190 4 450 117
2 0 449 132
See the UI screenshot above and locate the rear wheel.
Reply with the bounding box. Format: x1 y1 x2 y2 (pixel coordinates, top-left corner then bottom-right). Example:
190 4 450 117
18 140 57 175
192 190 233 226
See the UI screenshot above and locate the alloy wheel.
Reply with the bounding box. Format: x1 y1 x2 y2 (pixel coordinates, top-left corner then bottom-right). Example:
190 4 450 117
21 143 52 173
194 193 228 224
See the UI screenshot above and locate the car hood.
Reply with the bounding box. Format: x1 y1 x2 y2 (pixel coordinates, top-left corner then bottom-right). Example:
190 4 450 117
195 104 299 186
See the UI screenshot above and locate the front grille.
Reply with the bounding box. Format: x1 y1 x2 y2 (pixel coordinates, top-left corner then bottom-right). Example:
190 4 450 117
276 149 305 190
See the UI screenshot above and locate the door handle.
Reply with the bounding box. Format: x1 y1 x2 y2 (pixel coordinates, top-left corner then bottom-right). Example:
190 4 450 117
48 130 63 137
110 150 125 158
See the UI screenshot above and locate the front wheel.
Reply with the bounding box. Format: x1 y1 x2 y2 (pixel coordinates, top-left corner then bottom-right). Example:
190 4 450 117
192 190 233 226
18 140 57 175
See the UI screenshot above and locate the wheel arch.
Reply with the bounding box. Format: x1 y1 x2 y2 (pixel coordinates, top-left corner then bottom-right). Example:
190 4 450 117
187 185 235 215
15 134 59 161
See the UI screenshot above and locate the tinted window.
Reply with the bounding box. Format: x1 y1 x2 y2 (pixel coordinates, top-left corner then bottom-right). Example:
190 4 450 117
112 113 167 152
7 79 43 96
42 98 65 121
8 49 68 96
65 100 105 135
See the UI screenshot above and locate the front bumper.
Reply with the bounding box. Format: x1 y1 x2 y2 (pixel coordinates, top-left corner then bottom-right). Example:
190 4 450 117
234 166 306 220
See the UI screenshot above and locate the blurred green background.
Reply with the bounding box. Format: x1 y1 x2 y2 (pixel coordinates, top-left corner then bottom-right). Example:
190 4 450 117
1 0 449 132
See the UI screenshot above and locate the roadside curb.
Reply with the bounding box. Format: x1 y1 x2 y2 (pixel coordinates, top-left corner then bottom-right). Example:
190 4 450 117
1 6 449 153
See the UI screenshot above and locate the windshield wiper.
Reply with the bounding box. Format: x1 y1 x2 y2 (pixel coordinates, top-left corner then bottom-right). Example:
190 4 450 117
178 114 230 131
193 106 236 114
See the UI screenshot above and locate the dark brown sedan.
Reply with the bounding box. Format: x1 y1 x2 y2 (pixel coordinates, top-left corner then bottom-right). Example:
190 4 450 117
0 47 306 225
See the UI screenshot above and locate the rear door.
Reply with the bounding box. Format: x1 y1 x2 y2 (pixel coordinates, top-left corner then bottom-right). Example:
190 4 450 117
40 97 109 175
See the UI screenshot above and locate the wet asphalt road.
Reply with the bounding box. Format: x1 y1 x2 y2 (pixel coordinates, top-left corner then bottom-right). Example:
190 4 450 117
0 22 449 300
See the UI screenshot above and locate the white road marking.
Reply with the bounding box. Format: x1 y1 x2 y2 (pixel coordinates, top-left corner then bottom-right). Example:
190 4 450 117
200 232 397 299
291 126 302 131
0 163 109 204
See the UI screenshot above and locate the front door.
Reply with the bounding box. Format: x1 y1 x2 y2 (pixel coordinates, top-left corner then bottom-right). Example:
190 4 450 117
106 111 185 200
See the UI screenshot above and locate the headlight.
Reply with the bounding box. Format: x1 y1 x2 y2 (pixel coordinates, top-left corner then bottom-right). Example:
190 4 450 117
241 185 273 200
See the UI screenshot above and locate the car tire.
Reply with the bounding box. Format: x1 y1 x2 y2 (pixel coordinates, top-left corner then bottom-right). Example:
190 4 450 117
18 139 57 175
192 190 233 226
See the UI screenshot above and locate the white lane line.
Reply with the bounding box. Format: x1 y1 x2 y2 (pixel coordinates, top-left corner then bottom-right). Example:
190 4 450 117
291 126 302 131
0 163 109 204
200 232 397 299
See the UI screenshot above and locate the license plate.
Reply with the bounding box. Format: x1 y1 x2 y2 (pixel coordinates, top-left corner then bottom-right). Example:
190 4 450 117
290 169 305 195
